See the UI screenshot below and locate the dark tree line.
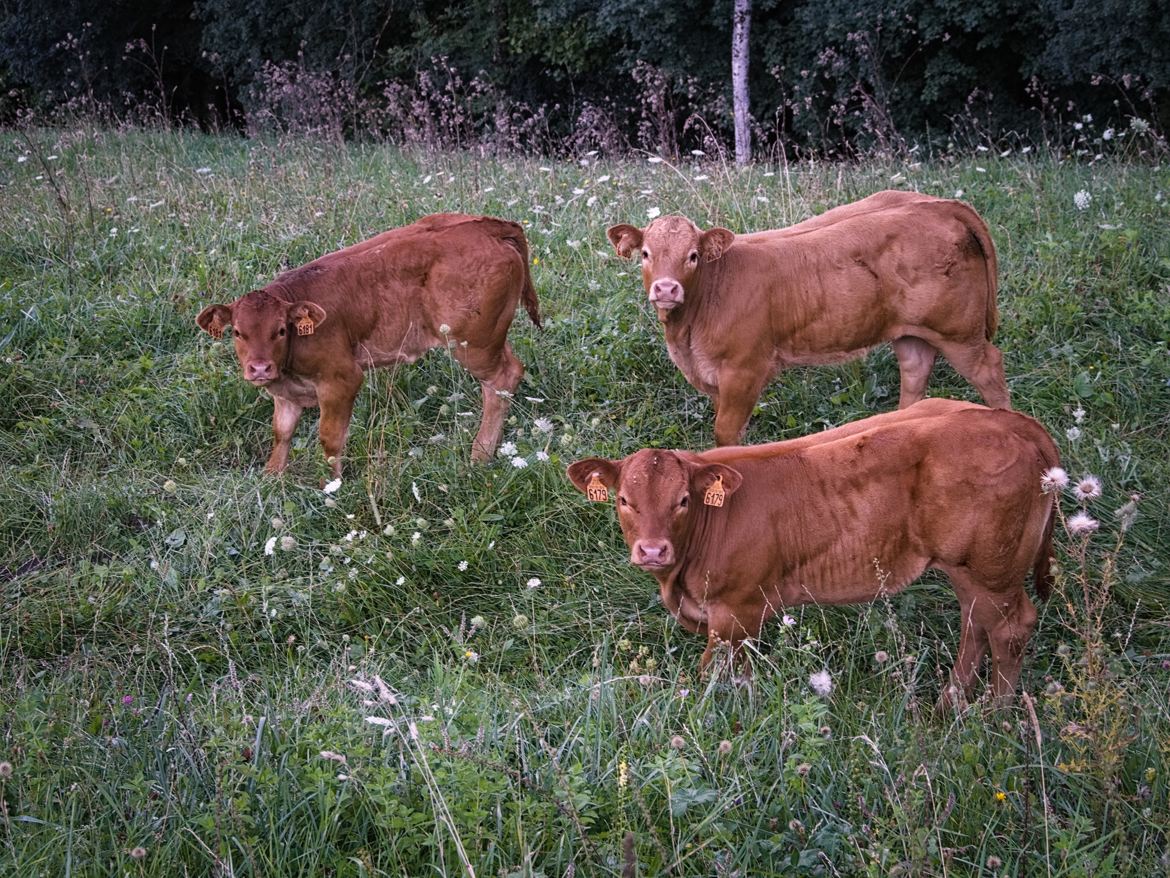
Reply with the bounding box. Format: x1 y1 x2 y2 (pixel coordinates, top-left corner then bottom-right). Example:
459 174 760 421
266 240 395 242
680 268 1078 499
2 0 1168 155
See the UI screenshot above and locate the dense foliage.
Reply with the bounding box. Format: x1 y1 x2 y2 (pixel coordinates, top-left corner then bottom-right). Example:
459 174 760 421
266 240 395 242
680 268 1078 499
1 127 1169 875
2 0 1168 155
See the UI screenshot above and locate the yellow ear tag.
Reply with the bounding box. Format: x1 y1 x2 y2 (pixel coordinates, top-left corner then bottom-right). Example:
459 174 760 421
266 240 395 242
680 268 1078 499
703 475 725 508
296 316 315 336
586 473 609 503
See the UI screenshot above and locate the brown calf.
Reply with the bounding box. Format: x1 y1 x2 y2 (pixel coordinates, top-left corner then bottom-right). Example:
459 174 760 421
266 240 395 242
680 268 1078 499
568 399 1057 705
606 190 1010 446
197 214 541 477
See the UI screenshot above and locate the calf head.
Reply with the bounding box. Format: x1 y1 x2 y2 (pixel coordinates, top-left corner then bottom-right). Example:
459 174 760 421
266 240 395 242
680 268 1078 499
606 216 735 313
568 450 742 570
196 291 327 386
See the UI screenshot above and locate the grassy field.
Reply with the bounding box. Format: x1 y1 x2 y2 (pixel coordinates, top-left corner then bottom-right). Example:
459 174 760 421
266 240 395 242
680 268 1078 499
1 127 1169 876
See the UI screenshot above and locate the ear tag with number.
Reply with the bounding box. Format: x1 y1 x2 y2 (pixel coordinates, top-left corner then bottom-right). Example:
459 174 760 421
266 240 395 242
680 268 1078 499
586 473 609 503
703 475 725 508
296 316 315 336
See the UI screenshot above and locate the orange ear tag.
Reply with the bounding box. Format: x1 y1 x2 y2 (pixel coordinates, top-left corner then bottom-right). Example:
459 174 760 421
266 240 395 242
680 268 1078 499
296 316 315 336
586 473 609 503
703 475 725 508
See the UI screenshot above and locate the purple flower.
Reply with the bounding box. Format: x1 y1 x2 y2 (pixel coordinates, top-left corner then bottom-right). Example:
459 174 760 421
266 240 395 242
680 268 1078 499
121 695 134 706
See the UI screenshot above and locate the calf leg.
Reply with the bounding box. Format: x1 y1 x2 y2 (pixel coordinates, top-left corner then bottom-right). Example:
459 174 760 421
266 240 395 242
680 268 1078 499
700 603 760 682
939 594 990 711
936 340 1011 409
265 396 305 474
891 336 938 409
317 371 364 479
713 367 769 446
457 341 524 461
980 589 1038 705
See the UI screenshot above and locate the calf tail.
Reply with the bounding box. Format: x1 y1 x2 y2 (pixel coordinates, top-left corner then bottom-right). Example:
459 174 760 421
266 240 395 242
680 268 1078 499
499 224 542 329
1032 498 1056 602
955 202 1000 341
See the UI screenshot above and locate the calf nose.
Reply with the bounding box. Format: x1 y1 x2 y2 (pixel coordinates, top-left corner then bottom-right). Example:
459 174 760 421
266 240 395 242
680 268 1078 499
245 361 276 382
649 278 684 307
632 538 673 567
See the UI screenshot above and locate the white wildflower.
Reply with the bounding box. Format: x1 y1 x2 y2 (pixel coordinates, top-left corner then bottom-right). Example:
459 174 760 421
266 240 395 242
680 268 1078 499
648 156 664 164
534 417 554 434
809 669 833 696
1041 467 1069 493
319 750 347 764
1066 426 1082 441
535 450 550 462
1067 511 1100 537
781 613 796 627
438 323 451 334
1102 128 1114 141
264 536 277 556
411 481 421 502
511 456 529 468
323 478 342 494
365 716 393 729
411 532 421 545
526 577 541 589
373 675 398 705
395 576 405 585
499 441 518 457
1072 474 1103 502
646 206 661 220
1115 494 1140 532
348 679 375 693
1072 405 1086 424
1074 190 1091 211
458 560 469 571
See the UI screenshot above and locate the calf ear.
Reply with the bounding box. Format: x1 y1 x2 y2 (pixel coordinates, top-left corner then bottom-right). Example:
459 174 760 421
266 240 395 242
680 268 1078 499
606 224 644 259
288 301 327 336
567 458 622 502
196 304 232 339
699 227 735 263
692 463 743 507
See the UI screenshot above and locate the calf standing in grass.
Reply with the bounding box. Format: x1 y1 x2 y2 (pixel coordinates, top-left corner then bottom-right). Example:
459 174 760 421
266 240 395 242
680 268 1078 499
606 190 1011 446
196 213 541 478
568 399 1058 705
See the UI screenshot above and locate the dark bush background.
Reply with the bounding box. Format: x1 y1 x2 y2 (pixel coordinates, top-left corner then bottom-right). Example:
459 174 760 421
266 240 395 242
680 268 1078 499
2 0 1168 155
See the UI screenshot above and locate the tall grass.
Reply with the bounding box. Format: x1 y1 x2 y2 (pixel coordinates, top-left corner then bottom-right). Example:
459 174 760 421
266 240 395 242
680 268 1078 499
1 126 1168 875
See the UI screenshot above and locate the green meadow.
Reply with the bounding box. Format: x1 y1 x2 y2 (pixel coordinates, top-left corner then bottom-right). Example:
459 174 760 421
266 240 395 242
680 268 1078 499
2 127 1168 876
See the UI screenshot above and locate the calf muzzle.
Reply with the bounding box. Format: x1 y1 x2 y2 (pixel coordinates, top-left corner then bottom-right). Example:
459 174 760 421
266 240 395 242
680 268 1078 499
632 538 674 569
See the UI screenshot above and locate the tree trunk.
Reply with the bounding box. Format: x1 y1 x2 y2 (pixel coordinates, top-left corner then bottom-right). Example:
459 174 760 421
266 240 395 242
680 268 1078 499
732 0 752 165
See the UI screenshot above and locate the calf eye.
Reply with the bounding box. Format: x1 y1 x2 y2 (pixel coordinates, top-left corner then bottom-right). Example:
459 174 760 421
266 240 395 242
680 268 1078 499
679 494 689 508
278 326 286 337
641 249 649 260
618 496 628 508
688 251 699 264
